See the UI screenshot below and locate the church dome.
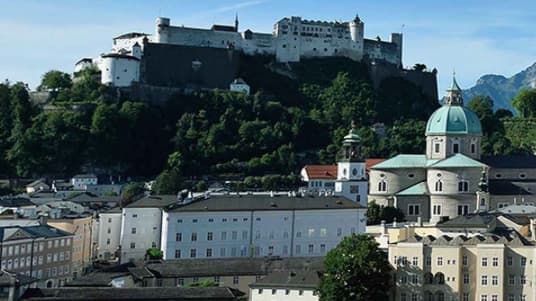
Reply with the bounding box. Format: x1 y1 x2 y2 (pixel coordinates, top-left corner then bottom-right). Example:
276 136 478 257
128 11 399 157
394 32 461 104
425 105 482 136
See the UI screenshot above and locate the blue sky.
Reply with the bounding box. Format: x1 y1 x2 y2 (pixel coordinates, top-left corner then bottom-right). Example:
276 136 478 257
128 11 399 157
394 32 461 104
1 0 535 94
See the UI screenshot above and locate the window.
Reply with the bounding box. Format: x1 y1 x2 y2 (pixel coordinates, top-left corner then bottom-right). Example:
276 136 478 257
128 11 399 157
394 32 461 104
509 274 515 286
408 204 420 216
132 214 138 218
471 143 476 153
350 185 359 193
425 256 431 266
378 180 387 192
401 293 407 301
462 255 468 266
412 257 418 266
221 232 227 240
463 274 469 284
320 244 326 254
190 249 196 258
320 228 327 237
337 228 342 237
492 275 498 285
437 257 443 266
435 180 443 192
453 143 460 153
192 219 198 223
191 233 197 241
492 257 498 267
458 205 469 216
411 274 418 284
308 229 315 237
233 276 239 284
482 257 488 267
508 296 514 301
258 289 263 294
175 249 181 258
176 233 182 242
242 231 248 240
481 296 487 301
207 232 213 241
434 143 440 153
308 244 314 254
131 228 136 234
232 231 238 240
458 181 469 192
521 257 527 266
177 219 183 223
463 294 469 301
521 275 526 285
206 248 212 257
507 256 513 266
130 242 135 249
433 205 442 215
295 245 301 254
208 218 213 222
481 275 488 286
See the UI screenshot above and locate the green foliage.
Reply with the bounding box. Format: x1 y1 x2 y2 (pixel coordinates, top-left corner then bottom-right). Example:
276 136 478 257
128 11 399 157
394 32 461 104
38 70 72 92
319 234 392 301
152 169 184 194
367 201 405 225
185 280 219 287
121 182 145 207
145 248 163 260
512 88 536 118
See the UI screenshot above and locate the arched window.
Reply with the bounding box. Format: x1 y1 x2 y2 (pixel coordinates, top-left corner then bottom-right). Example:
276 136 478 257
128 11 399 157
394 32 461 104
471 143 476 153
378 180 387 192
480 198 486 206
434 272 445 284
424 291 433 301
458 180 469 192
435 291 445 301
424 272 434 284
435 180 443 192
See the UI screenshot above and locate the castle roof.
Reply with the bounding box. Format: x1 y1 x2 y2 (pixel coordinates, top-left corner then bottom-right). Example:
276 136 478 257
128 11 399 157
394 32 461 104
481 155 536 169
371 154 429 169
113 32 149 40
302 165 337 180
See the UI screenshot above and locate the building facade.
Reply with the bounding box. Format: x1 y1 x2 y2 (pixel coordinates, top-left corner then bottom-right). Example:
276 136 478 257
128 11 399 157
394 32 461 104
0 225 73 288
96 207 122 260
47 216 94 277
160 195 366 260
120 195 178 263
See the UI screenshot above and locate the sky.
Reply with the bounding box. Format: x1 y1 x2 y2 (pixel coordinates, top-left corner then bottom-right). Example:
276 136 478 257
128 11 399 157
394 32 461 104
1 0 536 93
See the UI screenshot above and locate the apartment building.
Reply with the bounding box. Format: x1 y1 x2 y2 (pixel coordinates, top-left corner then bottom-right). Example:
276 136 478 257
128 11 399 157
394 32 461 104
0 225 74 288
161 194 366 260
97 207 122 260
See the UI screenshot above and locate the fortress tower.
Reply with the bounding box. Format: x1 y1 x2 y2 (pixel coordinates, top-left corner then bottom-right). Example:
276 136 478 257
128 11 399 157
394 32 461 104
349 14 365 60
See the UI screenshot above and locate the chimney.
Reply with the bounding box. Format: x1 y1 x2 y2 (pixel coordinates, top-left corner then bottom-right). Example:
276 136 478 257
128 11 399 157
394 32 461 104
392 217 397 228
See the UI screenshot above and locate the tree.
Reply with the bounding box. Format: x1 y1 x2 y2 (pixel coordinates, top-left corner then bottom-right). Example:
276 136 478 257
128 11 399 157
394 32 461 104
319 234 392 301
145 248 163 260
121 182 145 207
367 201 405 225
512 88 536 118
38 70 72 92
468 95 496 135
152 169 183 194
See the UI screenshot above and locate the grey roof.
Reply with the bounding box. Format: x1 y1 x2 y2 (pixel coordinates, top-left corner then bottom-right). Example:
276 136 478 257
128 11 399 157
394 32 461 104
437 213 497 229
249 270 320 289
101 207 122 214
126 195 178 208
72 174 97 179
66 263 135 287
489 180 536 195
146 257 325 278
68 193 121 204
21 287 244 300
0 270 38 287
0 197 35 207
167 195 362 212
482 155 536 169
128 267 154 280
409 231 529 246
26 179 49 188
495 204 536 215
0 225 72 241
113 32 149 40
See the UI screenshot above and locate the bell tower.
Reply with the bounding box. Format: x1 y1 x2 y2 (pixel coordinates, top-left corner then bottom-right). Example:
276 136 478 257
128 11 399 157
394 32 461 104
444 74 463 106
476 168 490 212
335 122 368 206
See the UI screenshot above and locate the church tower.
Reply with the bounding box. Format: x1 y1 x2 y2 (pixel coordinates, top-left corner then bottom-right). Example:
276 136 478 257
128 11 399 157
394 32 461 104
335 123 368 206
476 168 490 212
425 75 483 160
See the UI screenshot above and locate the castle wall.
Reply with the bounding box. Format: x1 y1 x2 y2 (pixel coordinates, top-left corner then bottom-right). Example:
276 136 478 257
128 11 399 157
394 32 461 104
368 63 438 100
363 38 401 66
112 36 150 53
157 25 242 49
101 56 140 87
140 43 239 89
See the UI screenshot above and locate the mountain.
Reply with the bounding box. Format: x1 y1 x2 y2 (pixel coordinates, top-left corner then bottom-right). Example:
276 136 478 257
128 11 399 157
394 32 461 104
462 62 536 112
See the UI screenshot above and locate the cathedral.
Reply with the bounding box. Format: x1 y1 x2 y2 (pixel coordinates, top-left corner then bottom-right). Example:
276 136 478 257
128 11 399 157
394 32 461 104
368 76 536 223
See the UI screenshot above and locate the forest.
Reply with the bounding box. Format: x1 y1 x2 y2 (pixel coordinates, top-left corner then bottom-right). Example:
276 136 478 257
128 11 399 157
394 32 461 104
1 56 535 193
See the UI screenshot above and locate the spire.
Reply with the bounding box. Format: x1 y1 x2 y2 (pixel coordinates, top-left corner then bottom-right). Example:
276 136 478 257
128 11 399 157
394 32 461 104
444 72 464 106
234 13 239 31
353 13 361 23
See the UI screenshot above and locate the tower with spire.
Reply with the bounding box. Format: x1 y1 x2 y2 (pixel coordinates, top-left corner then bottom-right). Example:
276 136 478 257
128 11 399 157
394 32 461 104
234 13 239 31
444 73 463 106
334 122 368 206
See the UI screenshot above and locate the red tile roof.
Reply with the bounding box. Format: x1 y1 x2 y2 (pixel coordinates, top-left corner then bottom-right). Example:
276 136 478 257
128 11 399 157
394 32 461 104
366 158 386 170
303 165 337 180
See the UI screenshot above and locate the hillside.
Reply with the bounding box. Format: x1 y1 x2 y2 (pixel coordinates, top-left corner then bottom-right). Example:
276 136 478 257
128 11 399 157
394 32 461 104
463 62 536 112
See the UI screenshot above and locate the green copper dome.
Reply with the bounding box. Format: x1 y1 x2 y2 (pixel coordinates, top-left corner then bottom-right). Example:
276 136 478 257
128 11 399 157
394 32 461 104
426 105 482 136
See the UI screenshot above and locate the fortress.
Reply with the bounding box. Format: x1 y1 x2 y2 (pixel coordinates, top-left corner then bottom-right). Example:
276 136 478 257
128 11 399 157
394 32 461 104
76 15 403 88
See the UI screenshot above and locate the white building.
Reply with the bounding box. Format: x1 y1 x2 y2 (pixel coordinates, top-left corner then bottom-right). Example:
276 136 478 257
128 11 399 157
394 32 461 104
97 207 122 260
71 174 98 190
300 165 337 192
120 195 178 263
161 194 366 260
229 78 250 95
249 270 319 301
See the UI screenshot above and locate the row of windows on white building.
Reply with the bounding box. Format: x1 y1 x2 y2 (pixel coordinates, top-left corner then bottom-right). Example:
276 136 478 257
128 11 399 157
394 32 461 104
395 255 529 267
173 243 329 259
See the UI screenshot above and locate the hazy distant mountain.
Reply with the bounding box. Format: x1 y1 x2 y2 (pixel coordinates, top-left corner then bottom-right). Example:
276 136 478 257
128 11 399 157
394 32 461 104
462 62 536 112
